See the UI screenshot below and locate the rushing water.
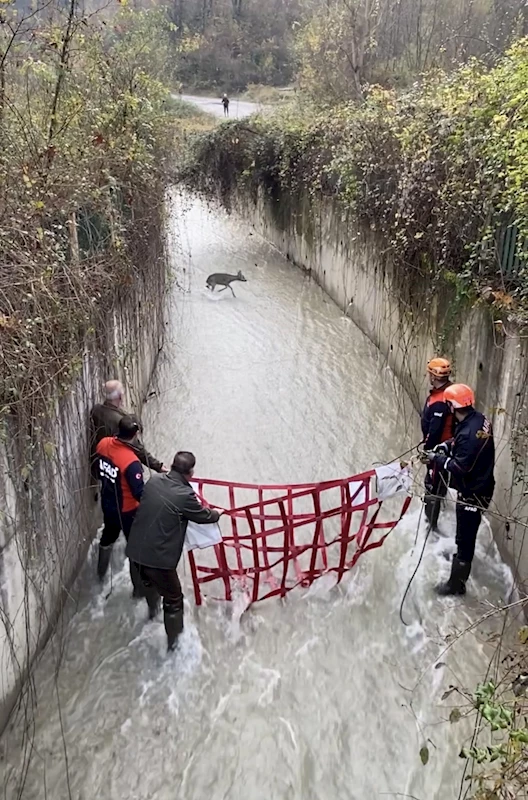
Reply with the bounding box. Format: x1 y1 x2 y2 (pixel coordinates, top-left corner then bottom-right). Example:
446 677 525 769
1 195 514 800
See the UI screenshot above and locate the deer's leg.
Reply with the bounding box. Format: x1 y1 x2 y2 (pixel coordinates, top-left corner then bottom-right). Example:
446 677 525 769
218 285 227 292
229 284 236 297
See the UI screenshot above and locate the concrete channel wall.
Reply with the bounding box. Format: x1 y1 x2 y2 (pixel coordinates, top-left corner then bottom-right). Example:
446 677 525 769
0 261 166 733
243 191 528 591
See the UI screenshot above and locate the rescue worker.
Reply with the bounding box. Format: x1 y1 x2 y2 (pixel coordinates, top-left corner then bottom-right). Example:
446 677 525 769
90 380 166 482
126 451 221 651
96 416 145 593
221 93 229 117
421 357 454 530
423 384 495 596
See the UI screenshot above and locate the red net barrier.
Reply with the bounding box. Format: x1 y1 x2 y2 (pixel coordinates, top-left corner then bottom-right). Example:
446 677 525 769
187 470 411 607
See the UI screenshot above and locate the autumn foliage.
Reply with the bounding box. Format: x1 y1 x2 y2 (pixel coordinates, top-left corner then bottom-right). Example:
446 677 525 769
0 1 174 410
186 40 528 316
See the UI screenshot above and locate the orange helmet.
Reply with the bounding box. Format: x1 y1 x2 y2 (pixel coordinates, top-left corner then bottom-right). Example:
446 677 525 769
444 383 475 409
427 357 452 378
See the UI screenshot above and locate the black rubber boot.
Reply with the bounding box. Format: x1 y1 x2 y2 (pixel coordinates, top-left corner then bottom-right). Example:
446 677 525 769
424 496 441 532
435 556 471 596
129 560 145 599
164 607 184 651
97 545 113 580
145 588 160 620
424 497 433 525
429 497 441 531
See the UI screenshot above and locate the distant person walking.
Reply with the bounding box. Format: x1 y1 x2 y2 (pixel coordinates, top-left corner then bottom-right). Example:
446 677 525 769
221 93 229 117
126 451 221 651
90 380 167 482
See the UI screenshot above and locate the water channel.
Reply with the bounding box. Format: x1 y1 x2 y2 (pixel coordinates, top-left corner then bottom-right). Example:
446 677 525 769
1 194 514 800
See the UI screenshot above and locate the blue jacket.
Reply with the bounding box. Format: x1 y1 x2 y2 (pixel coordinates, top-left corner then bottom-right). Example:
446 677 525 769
433 410 495 498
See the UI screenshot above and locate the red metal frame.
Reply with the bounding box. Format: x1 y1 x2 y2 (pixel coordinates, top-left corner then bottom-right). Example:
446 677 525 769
189 471 411 606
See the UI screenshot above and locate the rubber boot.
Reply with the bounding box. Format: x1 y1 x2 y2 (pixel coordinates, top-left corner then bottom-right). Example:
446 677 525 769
129 560 145 599
144 587 161 620
97 545 113 580
429 497 441 532
424 494 435 525
424 497 433 525
164 608 184 652
424 496 441 532
435 556 471 597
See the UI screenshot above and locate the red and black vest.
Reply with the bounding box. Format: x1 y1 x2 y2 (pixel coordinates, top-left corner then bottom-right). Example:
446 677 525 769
421 383 454 449
96 437 144 515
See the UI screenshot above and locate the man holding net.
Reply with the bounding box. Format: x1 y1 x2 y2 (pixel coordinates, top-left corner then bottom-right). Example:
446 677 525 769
126 451 221 651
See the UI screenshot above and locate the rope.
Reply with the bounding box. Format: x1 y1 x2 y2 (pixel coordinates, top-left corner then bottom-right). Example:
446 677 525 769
396 423 490 626
373 442 422 467
399 504 433 627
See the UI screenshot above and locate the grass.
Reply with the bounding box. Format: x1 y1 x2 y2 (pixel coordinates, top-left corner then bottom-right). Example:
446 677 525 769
239 83 295 104
167 96 218 138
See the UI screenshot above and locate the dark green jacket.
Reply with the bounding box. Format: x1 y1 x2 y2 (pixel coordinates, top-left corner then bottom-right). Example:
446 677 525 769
126 471 220 570
90 401 163 476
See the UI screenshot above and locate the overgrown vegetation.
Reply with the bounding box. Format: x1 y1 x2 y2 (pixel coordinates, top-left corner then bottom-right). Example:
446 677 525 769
0 1 176 416
461 676 528 798
440 621 528 800
166 0 526 95
169 0 301 91
0 0 221 782
0 0 182 778
185 39 528 315
295 0 526 102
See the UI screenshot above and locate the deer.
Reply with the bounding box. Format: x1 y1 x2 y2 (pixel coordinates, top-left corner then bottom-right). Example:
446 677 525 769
205 270 247 297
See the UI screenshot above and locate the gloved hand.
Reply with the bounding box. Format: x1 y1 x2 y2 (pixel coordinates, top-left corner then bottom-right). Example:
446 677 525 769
433 441 451 456
431 453 449 470
418 450 433 464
